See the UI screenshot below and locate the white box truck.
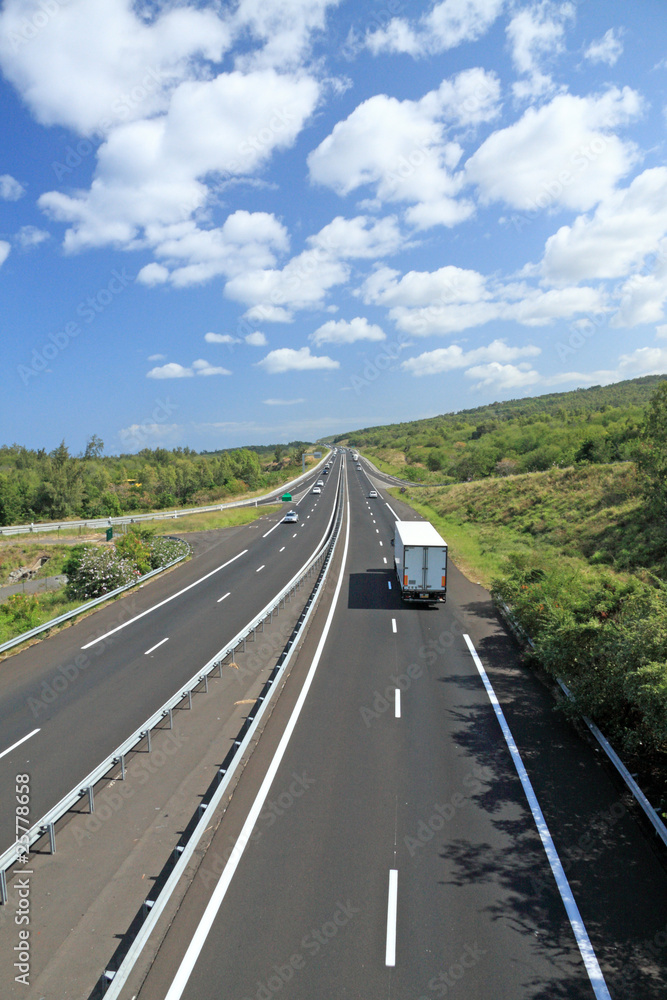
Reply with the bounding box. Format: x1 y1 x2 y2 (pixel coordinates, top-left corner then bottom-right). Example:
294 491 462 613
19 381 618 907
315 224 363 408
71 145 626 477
394 520 447 603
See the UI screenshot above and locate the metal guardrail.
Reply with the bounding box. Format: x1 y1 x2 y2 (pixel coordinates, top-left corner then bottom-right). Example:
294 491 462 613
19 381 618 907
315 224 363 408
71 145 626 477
0 544 190 656
0 463 343 903
0 452 332 537
493 596 667 850
97 462 347 998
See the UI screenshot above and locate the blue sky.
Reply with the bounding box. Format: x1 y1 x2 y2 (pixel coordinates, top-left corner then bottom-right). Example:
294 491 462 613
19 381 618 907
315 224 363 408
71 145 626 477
1 0 667 454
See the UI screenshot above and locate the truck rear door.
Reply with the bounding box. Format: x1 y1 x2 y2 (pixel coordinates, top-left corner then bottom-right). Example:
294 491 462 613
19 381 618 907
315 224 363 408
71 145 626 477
423 546 447 592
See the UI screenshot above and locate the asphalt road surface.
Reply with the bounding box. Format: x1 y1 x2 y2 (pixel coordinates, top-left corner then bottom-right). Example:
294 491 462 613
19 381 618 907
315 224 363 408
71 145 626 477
133 455 667 1000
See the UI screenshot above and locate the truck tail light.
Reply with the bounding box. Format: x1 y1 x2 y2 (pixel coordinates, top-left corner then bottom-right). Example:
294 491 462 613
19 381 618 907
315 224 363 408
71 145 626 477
404 575 408 586
441 575 446 587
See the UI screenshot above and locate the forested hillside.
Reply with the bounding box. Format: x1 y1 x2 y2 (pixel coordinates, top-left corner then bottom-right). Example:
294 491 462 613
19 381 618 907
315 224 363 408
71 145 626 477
0 439 314 525
333 375 665 483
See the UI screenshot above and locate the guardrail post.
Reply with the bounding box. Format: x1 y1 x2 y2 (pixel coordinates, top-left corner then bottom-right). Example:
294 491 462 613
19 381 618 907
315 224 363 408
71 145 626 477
86 786 94 813
202 674 208 693
187 690 192 710
167 709 173 729
1 868 7 904
120 754 126 779
145 730 152 752
218 661 223 678
47 822 56 854
242 635 247 652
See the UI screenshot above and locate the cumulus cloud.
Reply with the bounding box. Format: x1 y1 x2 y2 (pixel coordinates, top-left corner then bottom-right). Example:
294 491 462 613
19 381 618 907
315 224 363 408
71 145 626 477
137 263 170 286
309 215 403 259
465 361 541 390
0 241 10 266
205 332 240 344
225 247 349 319
365 0 504 57
245 331 268 345
15 225 49 249
0 174 24 200
585 28 623 66
466 88 642 213
310 317 386 346
308 68 500 229
547 346 667 387
401 338 541 375
256 346 339 373
147 358 230 378
507 1 575 99
541 168 667 286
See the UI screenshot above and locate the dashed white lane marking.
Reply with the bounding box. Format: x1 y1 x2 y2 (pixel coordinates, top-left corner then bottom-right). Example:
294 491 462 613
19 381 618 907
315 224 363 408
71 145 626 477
463 634 613 1000
395 689 401 718
0 729 40 760
256 565 265 573
145 637 169 655
81 549 249 649
279 547 285 553
217 593 231 603
379 541 383 546
293 533 297 538
391 618 397 633
385 870 398 967
383 557 387 564
387 581 392 589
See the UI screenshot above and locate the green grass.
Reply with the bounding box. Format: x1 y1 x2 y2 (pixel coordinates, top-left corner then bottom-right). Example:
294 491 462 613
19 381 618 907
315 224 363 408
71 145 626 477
148 504 282 534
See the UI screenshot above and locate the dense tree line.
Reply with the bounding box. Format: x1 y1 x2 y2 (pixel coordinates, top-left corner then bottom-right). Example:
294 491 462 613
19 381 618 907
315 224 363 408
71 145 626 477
0 439 313 526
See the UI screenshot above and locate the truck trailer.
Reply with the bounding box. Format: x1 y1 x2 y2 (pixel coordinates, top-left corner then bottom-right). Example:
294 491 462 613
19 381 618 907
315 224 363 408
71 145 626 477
394 520 447 603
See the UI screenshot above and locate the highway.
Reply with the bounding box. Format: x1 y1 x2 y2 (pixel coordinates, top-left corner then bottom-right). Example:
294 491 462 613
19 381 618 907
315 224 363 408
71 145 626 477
130 454 667 1000
0 457 341 855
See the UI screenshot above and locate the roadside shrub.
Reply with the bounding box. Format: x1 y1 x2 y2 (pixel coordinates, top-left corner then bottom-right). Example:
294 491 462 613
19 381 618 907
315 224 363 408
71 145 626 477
0 593 41 630
114 532 152 575
149 536 189 569
66 547 138 600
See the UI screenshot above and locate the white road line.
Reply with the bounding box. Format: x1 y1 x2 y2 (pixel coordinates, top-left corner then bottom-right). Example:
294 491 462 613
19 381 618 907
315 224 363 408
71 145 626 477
463 634 612 1000
293 533 297 538
163 474 352 1000
262 520 283 538
383 557 387 564
391 618 397 633
379 541 383 546
144 637 169 656
217 593 231 603
81 549 249 649
385 503 399 520
376 528 379 533
385 870 398 967
256 565 265 573
395 689 401 718
0 729 40 760
387 581 392 589
279 547 285 553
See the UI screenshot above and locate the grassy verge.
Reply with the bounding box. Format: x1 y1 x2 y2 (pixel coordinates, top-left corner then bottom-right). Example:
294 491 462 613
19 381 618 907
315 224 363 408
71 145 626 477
148 504 282 534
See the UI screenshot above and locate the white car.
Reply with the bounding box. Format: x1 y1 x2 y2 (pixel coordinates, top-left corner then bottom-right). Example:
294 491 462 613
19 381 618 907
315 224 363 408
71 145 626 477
316 479 324 486
369 490 378 498
283 511 299 523
312 486 321 494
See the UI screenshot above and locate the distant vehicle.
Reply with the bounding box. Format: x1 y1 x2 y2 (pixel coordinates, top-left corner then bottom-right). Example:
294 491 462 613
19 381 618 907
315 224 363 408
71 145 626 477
281 493 292 502
323 468 329 474
394 520 447 604
356 465 361 470
283 511 299 523
369 490 378 498
317 479 324 486
312 486 321 494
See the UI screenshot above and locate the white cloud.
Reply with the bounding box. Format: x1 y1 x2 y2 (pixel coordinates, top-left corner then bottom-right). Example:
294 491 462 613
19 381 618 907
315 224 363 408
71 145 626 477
309 215 403 259
15 225 49 248
38 70 317 254
205 332 240 344
308 69 500 230
541 168 667 285
137 263 170 286
465 361 541 390
402 338 541 375
465 88 642 213
0 0 231 134
233 0 341 71
256 346 339 373
585 28 623 66
225 247 349 318
263 398 305 405
245 304 293 323
656 325 667 340
547 347 667 386
0 241 10 266
0 174 24 200
310 317 386 346
507 1 575 99
365 0 504 57
147 353 166 362
147 358 231 378
118 423 182 449
245 331 268 346
361 264 488 307
147 362 193 379
192 358 232 376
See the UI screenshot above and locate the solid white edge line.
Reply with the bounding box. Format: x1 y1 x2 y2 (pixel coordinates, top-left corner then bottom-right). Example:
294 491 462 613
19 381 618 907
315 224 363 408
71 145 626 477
81 549 249 649
385 869 398 967
463 634 612 1000
163 474 352 1000
144 637 169 656
0 728 40 760
217 593 231 603
385 503 399 520
395 689 401 718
